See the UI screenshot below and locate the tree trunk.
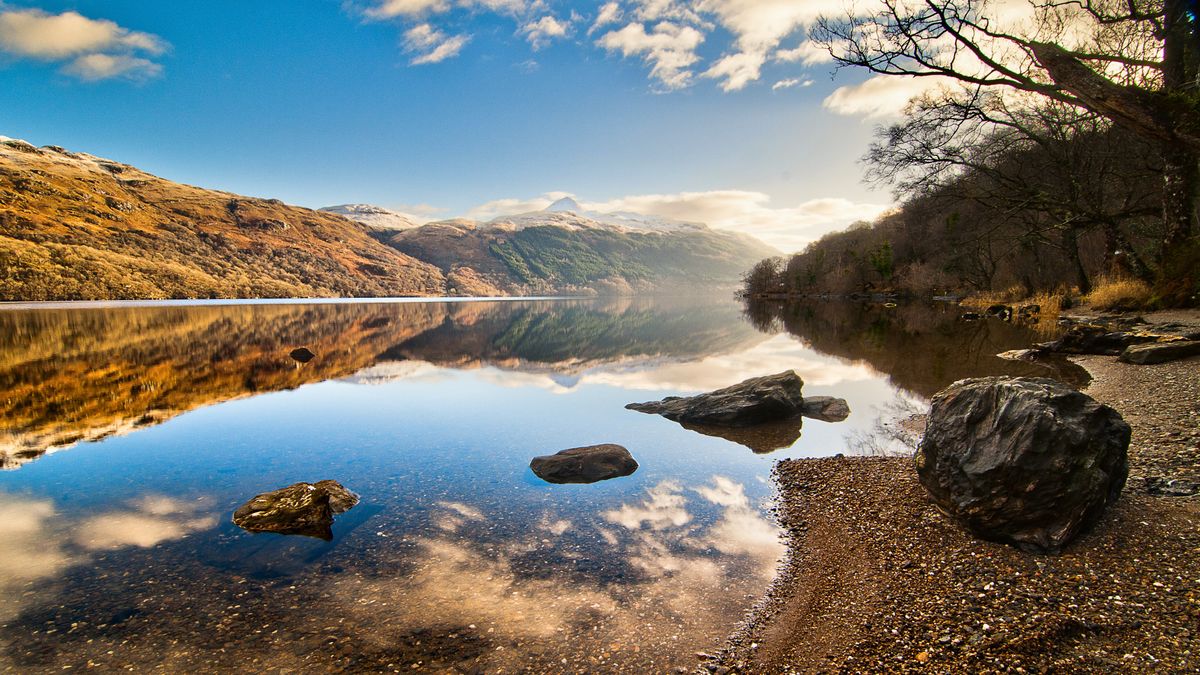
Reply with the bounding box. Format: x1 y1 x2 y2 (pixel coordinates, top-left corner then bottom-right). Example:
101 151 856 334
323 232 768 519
1062 225 1091 294
1161 143 1200 252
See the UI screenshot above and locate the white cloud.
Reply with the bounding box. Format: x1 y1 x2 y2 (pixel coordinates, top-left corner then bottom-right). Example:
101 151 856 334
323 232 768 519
590 1 622 35
0 8 165 59
587 190 892 252
771 77 811 91
775 40 833 65
403 23 470 64
364 0 452 19
823 75 948 119
521 15 570 50
596 21 704 90
702 50 765 92
0 8 167 81
62 53 161 81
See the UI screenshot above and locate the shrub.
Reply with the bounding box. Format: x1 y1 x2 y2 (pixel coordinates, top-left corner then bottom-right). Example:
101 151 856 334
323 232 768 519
1084 277 1154 311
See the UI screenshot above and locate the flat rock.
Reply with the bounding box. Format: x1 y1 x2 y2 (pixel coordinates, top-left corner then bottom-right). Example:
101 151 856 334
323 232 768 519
800 396 850 422
626 370 805 427
1118 339 1200 365
916 377 1129 553
530 444 638 484
232 480 359 540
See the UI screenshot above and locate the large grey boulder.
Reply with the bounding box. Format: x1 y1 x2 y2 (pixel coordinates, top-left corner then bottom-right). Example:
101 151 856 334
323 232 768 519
530 444 638 484
232 480 359 540
915 377 1129 553
626 371 806 426
1118 339 1200 365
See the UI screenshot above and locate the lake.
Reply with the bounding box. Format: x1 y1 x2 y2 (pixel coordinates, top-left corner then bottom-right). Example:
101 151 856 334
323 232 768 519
0 296 1075 672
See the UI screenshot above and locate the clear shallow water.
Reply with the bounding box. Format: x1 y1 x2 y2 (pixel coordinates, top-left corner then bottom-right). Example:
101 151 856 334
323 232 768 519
0 297 1070 672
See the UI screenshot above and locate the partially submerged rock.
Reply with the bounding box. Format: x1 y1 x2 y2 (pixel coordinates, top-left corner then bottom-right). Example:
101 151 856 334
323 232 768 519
1118 339 1200 365
289 347 316 363
232 480 359 540
915 377 1129 553
626 371 806 427
530 444 638 484
800 396 850 423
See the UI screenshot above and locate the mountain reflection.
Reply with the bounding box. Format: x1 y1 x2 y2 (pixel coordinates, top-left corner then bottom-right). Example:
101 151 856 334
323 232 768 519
742 300 1090 399
0 298 763 468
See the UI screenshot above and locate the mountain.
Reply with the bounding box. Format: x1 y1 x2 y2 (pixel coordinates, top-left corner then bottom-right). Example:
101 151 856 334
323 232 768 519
319 203 419 232
380 201 780 296
0 138 778 300
0 138 444 300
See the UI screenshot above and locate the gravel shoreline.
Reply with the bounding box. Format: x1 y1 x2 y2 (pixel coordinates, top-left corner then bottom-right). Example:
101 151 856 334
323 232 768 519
714 317 1200 674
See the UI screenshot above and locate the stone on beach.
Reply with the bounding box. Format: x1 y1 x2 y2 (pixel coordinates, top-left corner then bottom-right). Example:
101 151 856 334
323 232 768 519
232 479 359 540
1118 339 1200 365
625 371 806 427
915 377 1130 553
529 444 639 484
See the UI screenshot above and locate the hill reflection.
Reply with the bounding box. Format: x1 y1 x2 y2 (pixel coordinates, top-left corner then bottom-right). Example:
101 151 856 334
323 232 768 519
742 300 1088 399
0 299 762 469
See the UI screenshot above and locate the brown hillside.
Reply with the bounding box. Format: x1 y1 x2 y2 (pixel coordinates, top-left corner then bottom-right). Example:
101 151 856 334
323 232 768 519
0 139 445 300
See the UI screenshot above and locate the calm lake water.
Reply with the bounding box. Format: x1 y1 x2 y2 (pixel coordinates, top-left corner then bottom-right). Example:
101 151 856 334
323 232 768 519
0 296 1074 673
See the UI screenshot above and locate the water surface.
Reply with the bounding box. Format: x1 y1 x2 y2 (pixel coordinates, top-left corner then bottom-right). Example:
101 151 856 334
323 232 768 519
0 297 1069 672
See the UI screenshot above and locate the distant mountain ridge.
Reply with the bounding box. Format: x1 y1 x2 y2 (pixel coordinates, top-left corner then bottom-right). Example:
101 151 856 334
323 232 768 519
0 138 778 300
337 198 780 296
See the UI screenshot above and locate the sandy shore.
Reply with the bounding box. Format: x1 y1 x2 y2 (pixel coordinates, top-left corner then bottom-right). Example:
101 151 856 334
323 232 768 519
714 316 1200 673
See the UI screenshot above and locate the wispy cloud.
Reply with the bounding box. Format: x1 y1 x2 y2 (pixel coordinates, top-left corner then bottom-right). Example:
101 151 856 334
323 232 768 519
0 8 167 81
521 14 570 50
403 23 470 64
771 77 811 91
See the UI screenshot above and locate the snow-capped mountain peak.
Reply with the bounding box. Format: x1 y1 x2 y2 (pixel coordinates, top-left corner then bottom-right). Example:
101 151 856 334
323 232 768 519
545 196 583 213
320 204 419 231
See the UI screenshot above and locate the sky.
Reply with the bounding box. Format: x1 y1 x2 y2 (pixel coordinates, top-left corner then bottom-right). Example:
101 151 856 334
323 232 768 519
0 0 933 252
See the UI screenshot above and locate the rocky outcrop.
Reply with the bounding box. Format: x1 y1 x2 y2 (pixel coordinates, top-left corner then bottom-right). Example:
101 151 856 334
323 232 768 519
1118 339 1200 365
529 444 638 484
915 377 1130 553
800 396 851 423
626 371 806 427
232 480 359 540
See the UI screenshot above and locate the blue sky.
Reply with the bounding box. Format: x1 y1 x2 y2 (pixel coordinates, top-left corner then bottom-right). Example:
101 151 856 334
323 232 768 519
0 1 927 251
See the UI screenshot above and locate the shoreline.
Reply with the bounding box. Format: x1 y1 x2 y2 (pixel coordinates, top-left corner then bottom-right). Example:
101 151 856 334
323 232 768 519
715 313 1200 673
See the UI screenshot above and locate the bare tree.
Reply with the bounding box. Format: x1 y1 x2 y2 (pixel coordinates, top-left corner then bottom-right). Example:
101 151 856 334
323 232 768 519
815 0 1198 297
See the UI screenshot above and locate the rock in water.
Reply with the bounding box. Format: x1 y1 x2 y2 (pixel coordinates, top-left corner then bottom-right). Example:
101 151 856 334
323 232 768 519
800 396 851 422
289 347 316 363
916 377 1129 553
530 444 638 484
232 480 359 540
626 371 805 426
